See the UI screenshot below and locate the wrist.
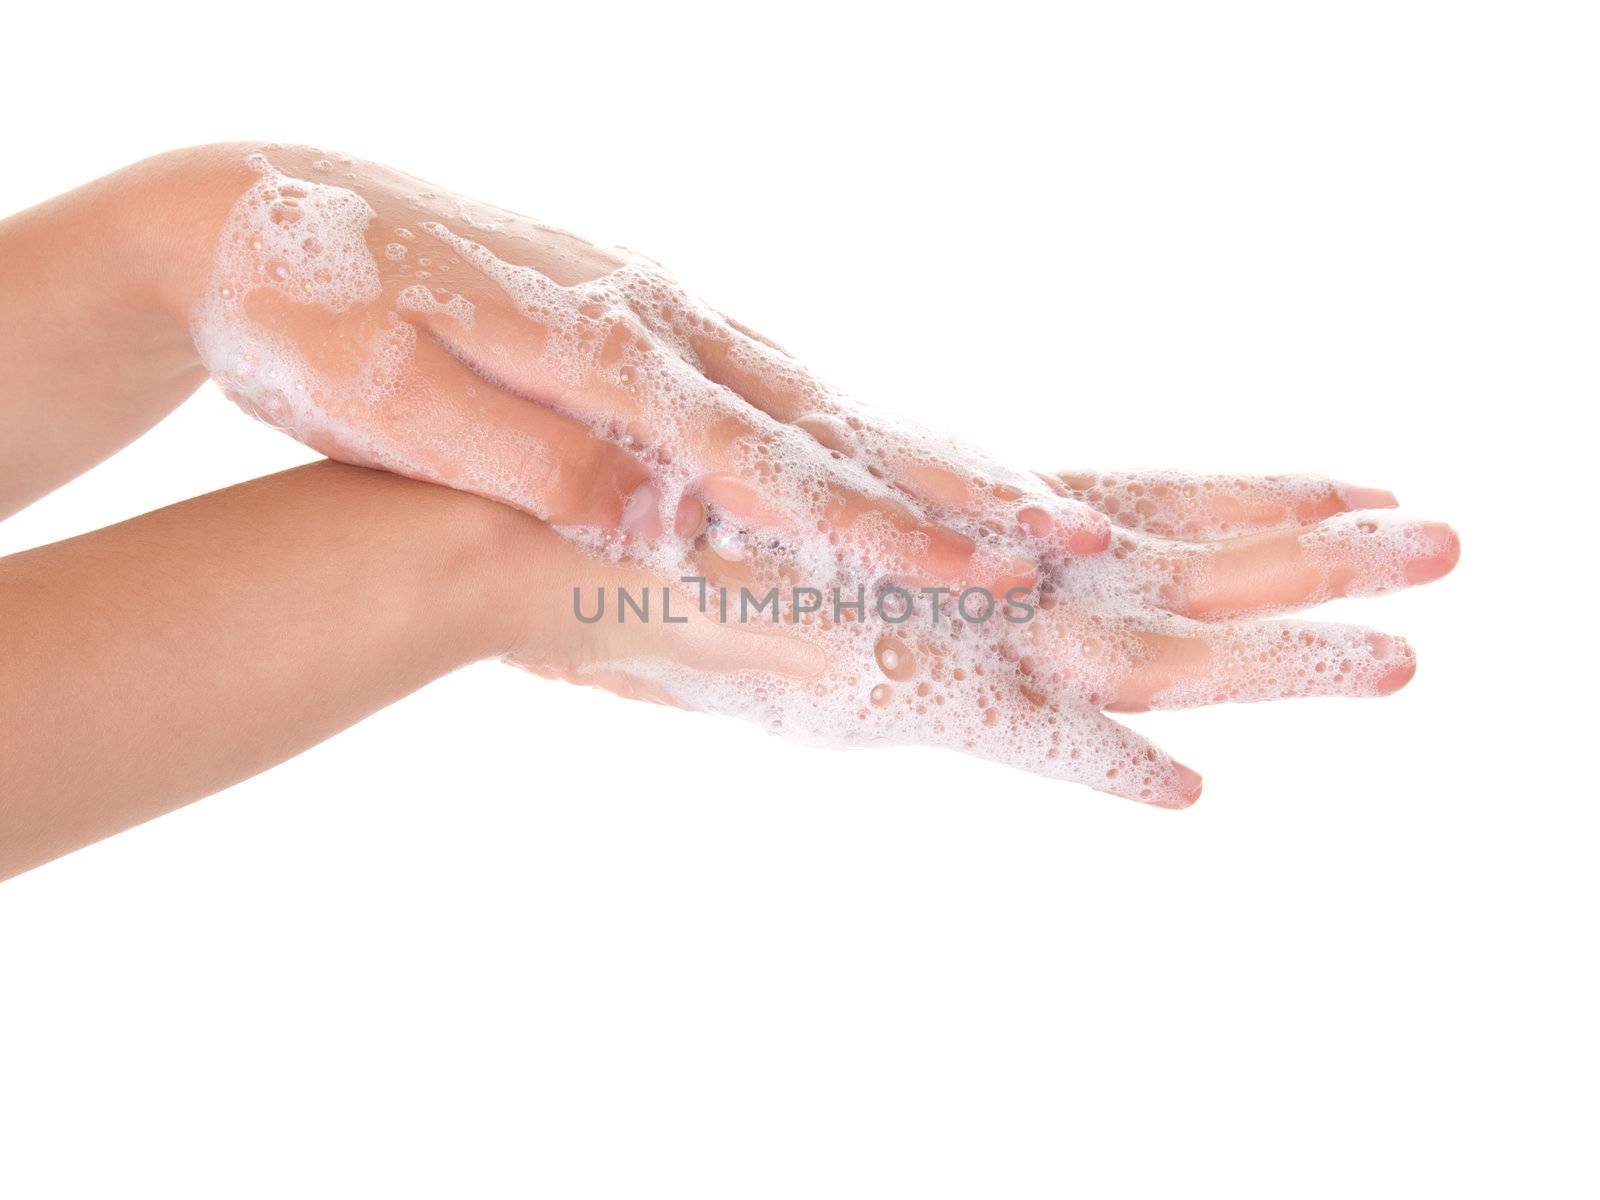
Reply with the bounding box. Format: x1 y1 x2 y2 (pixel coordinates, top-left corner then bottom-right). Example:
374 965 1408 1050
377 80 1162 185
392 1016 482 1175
469 500 661 678
449 488 555 663
102 144 265 326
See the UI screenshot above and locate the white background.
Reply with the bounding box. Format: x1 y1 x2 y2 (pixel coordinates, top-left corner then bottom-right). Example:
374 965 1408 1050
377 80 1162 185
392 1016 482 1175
1 2 1595 1195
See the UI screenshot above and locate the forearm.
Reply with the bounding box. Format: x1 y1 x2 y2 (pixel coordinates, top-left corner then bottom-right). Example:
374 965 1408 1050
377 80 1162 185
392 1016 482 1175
0 146 253 517
0 460 538 879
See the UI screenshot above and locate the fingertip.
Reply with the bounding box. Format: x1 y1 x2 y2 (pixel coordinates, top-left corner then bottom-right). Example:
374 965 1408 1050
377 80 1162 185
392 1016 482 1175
1404 522 1460 584
1367 630 1417 695
1160 760 1204 809
1376 656 1418 695
1340 484 1400 511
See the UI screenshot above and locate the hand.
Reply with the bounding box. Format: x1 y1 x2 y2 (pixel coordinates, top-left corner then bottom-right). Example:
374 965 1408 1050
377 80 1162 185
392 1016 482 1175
505 470 1458 808
176 143 1109 587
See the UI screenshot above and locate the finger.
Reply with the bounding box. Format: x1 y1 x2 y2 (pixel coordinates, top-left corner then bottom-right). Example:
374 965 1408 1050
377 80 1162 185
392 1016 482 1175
909 634 1199 807
1040 469 1400 541
512 324 1002 588
1106 619 1418 712
416 229 1099 572
688 322 825 423
401 242 646 427
689 408 1001 589
211 278 654 535
396 256 994 585
1153 512 1460 619
971 696 1201 808
390 334 655 531
690 323 1111 557
719 311 792 356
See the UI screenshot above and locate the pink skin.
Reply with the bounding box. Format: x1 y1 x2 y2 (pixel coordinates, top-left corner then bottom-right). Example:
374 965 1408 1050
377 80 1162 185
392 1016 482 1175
513 474 1459 809
1404 526 1461 583
188 143 1105 592
157 145 1461 806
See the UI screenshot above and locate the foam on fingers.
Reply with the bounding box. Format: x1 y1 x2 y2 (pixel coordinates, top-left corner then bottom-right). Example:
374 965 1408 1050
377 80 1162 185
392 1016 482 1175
1132 621 1419 710
1044 469 1402 541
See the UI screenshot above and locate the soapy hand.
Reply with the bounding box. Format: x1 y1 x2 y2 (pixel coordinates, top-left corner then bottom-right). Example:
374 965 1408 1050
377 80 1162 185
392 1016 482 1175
176 144 1459 808
509 470 1457 808
189 144 1109 588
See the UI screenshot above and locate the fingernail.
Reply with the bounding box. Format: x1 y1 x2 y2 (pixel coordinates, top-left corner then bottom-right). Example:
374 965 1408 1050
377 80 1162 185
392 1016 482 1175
1404 522 1460 583
1377 657 1418 695
620 482 661 538
1340 485 1400 510
1166 760 1204 808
